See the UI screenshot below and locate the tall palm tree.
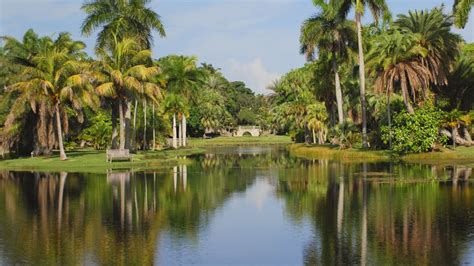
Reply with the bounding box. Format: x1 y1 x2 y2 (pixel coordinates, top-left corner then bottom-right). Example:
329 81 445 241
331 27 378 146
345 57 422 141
395 7 462 88
81 0 166 49
6 33 95 160
367 30 431 114
94 36 160 150
338 0 391 148
300 0 356 125
453 0 473 28
158 55 203 147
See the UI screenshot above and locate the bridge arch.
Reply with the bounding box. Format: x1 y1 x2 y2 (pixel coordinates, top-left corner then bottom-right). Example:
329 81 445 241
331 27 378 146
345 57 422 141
234 126 261 137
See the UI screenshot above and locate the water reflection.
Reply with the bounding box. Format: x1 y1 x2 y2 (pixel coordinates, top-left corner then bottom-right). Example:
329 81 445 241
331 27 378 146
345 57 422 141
0 147 472 265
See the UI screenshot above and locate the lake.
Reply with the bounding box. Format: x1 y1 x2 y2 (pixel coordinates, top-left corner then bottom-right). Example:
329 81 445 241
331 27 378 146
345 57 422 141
0 146 473 265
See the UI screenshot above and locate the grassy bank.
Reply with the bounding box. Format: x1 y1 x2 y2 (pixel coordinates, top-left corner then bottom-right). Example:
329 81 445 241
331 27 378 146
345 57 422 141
401 146 474 166
288 144 391 163
188 135 292 147
0 147 205 173
289 144 474 166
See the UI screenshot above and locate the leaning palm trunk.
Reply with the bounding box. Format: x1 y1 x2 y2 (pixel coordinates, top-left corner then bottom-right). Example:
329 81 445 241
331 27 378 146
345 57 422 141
172 113 177 149
118 99 126 150
182 114 187 147
332 53 344 124
143 99 147 150
400 75 415 114
312 129 317 144
55 104 67 160
356 13 368 148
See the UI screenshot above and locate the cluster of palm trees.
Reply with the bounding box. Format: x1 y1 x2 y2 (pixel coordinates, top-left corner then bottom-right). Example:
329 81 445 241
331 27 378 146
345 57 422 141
297 0 473 148
1 0 206 159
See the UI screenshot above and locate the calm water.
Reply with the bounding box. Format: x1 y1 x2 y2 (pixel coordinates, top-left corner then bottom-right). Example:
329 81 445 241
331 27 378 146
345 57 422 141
0 146 473 265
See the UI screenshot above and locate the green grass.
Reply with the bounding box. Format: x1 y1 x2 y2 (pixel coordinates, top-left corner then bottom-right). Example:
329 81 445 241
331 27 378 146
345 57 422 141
288 144 391 163
187 135 292 147
401 146 474 166
289 144 474 166
0 147 205 173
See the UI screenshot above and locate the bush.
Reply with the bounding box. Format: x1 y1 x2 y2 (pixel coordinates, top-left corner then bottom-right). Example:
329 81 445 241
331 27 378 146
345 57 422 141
381 108 444 154
80 112 112 150
329 122 361 149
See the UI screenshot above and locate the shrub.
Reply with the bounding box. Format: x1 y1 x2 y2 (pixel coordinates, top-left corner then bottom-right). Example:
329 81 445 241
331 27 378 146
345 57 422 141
80 112 112 150
381 108 444 154
329 122 361 149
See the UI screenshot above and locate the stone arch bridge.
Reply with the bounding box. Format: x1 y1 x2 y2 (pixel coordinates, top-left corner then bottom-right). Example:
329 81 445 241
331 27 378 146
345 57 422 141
234 126 261 137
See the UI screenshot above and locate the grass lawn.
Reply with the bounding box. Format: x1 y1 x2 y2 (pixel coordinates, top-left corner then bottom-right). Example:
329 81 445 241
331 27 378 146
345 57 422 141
289 144 474 166
0 147 205 173
188 135 292 147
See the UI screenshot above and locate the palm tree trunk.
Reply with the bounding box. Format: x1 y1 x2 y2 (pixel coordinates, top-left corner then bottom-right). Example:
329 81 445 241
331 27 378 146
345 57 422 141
119 99 126 150
111 102 119 149
132 100 138 151
387 92 392 149
172 113 177 149
356 13 368 148
182 114 187 147
178 116 182 147
332 52 344 124
125 100 132 150
143 99 147 150
452 127 456 148
400 79 415 114
55 104 67 160
312 129 317 144
152 104 156 151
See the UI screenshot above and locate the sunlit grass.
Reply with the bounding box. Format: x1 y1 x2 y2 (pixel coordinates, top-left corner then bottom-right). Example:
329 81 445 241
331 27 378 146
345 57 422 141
289 144 474 166
288 144 391 163
188 135 292 147
0 147 205 173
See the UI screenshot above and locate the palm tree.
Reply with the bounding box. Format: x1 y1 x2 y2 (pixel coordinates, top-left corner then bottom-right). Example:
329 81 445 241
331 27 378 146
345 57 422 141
453 0 473 28
367 30 431 114
1 30 51 154
94 36 160 150
158 55 203 147
395 7 462 88
300 0 356 124
81 0 166 49
6 33 95 160
164 93 186 149
338 0 391 148
306 102 328 144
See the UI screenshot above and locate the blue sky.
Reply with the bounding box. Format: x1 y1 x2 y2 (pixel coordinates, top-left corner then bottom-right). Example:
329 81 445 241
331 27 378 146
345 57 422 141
1 0 473 94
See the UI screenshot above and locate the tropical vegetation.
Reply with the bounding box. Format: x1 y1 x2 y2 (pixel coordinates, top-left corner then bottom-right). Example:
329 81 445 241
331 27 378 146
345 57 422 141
0 0 473 161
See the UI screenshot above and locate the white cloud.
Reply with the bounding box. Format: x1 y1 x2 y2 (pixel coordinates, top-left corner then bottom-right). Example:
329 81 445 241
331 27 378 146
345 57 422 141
225 58 281 95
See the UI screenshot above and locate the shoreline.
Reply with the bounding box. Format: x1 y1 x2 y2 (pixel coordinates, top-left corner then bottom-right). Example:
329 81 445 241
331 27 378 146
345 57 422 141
0 147 206 173
288 144 474 166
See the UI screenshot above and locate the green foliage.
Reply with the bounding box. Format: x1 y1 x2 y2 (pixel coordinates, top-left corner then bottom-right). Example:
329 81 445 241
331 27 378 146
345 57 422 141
329 121 361 149
237 108 257 125
80 112 112 150
381 108 445 154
